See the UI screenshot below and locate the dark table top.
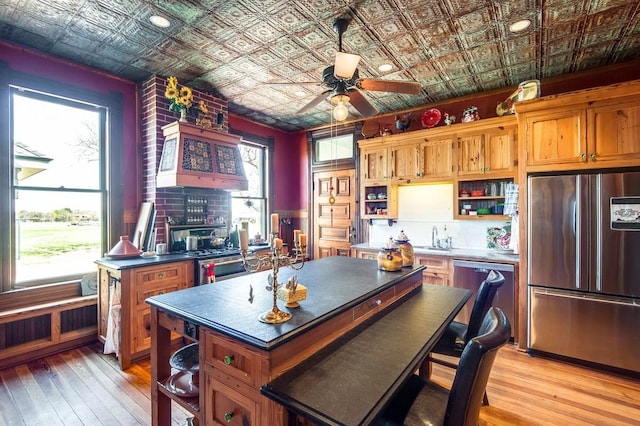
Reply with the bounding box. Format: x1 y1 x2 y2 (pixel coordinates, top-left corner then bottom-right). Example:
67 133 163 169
146 256 425 350
261 284 472 426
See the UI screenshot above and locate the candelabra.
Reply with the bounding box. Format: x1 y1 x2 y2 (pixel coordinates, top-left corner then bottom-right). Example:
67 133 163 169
241 236 307 324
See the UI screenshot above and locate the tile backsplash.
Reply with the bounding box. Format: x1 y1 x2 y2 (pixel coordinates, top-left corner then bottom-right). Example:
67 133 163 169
368 184 510 250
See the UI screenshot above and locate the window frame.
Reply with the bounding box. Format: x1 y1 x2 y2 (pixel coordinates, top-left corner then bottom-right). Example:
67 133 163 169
0 62 124 294
229 130 273 239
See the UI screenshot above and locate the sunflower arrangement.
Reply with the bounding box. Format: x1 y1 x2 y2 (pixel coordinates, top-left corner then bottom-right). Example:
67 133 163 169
165 76 208 121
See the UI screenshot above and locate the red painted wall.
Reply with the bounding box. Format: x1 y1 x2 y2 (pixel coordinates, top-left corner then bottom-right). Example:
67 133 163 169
229 115 308 211
0 41 140 216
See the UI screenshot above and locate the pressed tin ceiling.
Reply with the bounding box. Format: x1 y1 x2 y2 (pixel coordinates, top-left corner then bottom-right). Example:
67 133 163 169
1 0 639 131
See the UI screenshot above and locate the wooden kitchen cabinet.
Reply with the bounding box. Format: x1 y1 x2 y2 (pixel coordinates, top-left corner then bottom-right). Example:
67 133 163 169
97 259 194 370
521 109 586 169
389 143 420 183
518 80 640 171
361 145 388 182
361 183 398 219
414 254 450 286
419 137 454 179
588 100 640 165
456 123 516 176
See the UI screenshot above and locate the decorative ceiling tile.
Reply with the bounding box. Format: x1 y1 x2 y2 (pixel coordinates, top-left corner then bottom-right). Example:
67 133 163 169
454 8 494 34
1 0 639 130
78 2 126 30
223 34 260 55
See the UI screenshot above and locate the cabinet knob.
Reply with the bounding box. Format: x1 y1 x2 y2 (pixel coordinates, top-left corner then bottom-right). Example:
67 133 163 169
223 355 234 365
158 273 164 278
224 412 234 422
580 153 587 160
590 153 596 159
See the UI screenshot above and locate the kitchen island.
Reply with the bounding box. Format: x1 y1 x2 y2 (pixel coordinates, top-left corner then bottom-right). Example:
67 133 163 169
146 256 470 425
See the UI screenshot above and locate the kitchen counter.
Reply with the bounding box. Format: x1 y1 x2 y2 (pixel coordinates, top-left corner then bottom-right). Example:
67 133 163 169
351 243 520 264
95 253 194 270
147 256 455 425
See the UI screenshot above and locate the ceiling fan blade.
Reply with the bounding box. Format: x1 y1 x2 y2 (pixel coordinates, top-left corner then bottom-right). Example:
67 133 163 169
266 81 323 86
359 78 422 94
296 90 331 114
334 52 361 79
348 89 378 117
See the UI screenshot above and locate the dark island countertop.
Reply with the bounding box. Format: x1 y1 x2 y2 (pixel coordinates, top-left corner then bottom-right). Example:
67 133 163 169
261 284 472 425
146 256 425 350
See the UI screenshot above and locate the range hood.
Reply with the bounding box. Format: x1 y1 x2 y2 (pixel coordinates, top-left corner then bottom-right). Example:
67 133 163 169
157 122 248 191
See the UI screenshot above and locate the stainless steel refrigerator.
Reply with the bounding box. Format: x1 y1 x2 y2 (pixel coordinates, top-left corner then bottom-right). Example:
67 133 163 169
528 172 640 373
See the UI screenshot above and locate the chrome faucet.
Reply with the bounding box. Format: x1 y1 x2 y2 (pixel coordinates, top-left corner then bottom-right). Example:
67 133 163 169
432 226 438 248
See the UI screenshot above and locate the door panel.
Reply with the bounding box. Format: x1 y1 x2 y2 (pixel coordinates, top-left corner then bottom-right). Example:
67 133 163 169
596 173 640 297
313 169 356 259
528 175 588 290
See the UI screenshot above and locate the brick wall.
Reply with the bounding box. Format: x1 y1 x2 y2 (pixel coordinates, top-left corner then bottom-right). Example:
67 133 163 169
140 75 231 243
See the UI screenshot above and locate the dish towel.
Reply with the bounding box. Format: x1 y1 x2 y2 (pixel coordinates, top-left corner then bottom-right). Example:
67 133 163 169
503 183 519 217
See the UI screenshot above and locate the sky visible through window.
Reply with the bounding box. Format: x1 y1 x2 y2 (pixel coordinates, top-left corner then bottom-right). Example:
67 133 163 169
12 93 102 286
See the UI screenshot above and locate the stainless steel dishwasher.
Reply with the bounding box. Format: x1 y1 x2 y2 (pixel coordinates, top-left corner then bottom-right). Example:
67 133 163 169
451 260 515 338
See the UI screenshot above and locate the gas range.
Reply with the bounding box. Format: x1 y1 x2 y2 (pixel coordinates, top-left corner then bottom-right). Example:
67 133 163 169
166 224 247 283
174 248 243 259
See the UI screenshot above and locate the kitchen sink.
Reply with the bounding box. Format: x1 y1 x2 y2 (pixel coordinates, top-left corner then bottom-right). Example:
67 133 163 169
413 245 452 252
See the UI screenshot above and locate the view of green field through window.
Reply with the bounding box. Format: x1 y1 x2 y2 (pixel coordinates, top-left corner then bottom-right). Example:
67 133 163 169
12 92 103 288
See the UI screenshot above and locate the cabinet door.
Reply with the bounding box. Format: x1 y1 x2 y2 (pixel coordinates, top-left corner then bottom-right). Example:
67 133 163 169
524 110 586 167
361 147 388 181
457 134 485 176
420 138 453 178
484 127 515 174
589 102 640 164
390 144 419 183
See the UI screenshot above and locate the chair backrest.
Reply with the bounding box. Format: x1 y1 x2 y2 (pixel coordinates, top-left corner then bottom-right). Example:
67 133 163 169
464 270 505 344
445 307 511 426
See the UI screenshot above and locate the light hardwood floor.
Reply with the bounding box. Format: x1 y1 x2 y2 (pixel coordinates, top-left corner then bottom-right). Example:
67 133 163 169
0 342 638 425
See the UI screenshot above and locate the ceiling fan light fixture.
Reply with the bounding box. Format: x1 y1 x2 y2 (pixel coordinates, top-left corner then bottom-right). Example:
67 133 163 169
149 15 170 28
334 52 361 79
509 19 531 33
332 103 349 121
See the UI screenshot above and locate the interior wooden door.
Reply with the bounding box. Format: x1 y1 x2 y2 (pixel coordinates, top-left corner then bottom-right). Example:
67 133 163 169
313 169 356 259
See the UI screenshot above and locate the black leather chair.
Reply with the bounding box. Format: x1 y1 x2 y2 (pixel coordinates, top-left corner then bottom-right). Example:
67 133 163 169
426 269 505 405
375 307 511 426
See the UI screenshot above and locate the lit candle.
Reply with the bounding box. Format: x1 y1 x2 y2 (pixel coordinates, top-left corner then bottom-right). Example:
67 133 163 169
293 229 301 244
238 229 249 250
299 234 307 247
271 213 279 235
274 238 283 249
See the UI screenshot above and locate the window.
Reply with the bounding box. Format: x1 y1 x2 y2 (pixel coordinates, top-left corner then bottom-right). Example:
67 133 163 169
7 88 106 290
231 141 269 241
314 133 354 163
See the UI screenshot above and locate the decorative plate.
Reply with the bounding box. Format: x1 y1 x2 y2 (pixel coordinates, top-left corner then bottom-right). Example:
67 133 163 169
421 108 441 128
361 121 380 138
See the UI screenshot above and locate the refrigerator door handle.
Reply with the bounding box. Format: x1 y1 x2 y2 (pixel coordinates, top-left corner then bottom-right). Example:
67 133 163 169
533 288 640 308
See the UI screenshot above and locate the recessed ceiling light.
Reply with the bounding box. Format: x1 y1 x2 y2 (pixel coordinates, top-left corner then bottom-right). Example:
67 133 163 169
150 15 170 28
509 19 531 33
378 63 393 72
294 90 306 97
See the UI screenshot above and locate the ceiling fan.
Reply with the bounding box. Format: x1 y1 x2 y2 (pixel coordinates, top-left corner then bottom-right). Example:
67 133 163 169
273 18 422 120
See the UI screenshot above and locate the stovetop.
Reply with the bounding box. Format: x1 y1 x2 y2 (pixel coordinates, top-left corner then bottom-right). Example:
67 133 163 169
173 248 242 259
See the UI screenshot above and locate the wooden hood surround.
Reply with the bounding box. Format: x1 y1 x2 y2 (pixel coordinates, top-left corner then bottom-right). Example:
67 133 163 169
157 122 248 191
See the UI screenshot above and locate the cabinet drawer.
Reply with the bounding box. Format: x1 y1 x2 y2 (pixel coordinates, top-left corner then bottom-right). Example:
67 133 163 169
353 286 395 320
422 271 449 286
133 263 188 305
136 282 185 306
356 250 377 260
415 256 448 272
205 373 258 426
203 332 261 386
